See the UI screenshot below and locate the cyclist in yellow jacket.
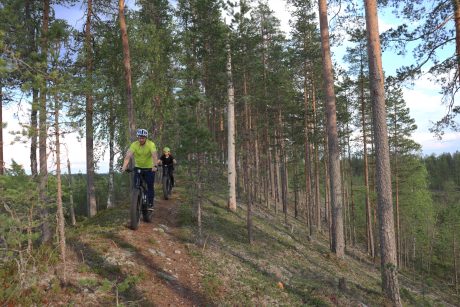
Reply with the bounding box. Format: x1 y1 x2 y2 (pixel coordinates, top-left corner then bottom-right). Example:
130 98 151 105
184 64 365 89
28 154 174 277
121 129 158 208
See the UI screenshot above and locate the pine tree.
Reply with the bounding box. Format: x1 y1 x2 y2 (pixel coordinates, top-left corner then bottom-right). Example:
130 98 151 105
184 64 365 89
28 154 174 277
318 0 345 257
364 0 401 304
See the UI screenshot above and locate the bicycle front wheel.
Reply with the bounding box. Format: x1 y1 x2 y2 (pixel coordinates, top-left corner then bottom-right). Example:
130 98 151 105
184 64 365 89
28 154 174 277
130 189 141 230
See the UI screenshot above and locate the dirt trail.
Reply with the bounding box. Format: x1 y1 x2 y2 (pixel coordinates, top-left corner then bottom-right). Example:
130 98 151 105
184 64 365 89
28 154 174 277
116 194 207 306
61 191 209 306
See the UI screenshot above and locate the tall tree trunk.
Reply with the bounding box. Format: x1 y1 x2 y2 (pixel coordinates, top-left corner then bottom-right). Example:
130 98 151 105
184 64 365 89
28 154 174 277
347 130 356 246
107 99 115 209
85 0 97 217
364 0 401 305
226 39 237 212
303 65 314 236
39 0 51 244
26 0 38 177
67 156 76 226
30 90 39 176
54 94 66 282
311 80 321 232
393 104 401 266
361 73 374 258
318 0 345 257
454 0 460 82
119 0 136 141
324 134 332 249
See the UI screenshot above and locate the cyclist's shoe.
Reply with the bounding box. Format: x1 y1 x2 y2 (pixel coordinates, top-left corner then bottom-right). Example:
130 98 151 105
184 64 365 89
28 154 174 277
147 203 154 211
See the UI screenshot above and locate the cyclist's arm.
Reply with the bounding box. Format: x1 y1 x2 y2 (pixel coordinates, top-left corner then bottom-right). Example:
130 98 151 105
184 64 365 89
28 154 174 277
152 151 158 170
121 150 134 172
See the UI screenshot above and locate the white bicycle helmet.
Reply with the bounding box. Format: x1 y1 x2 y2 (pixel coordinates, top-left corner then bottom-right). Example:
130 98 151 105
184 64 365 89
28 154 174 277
136 128 148 137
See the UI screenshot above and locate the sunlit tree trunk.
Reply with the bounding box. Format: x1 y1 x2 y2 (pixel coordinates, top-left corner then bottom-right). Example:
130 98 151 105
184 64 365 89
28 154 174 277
311 79 321 232
303 63 313 236
318 0 345 257
346 125 356 246
393 104 401 266
30 90 39 176
226 39 237 212
39 0 51 244
119 0 136 141
85 0 97 217
66 156 76 226
25 0 38 177
361 73 374 258
364 0 401 304
107 98 115 209
54 94 66 282
455 0 460 82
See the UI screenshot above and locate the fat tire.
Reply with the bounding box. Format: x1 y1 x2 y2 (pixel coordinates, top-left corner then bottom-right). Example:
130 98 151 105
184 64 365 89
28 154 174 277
162 175 169 200
130 189 141 230
143 204 153 222
167 177 172 196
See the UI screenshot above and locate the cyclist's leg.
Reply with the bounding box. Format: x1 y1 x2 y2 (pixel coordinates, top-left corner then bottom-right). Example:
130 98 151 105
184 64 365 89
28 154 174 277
133 167 141 188
170 169 175 187
144 169 155 206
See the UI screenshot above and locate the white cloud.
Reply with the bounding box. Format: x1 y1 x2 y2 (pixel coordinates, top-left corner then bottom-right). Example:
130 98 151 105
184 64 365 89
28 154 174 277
413 131 460 155
269 0 291 35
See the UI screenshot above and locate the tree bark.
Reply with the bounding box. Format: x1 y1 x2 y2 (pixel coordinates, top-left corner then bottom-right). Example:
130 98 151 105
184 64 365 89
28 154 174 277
54 94 66 282
454 0 460 82
107 99 115 209
119 0 136 141
318 0 345 257
364 0 401 305
393 104 401 266
67 157 76 226
25 0 38 177
85 0 97 217
311 80 321 232
361 72 374 258
30 90 39 177
39 0 51 244
303 63 314 236
226 39 237 212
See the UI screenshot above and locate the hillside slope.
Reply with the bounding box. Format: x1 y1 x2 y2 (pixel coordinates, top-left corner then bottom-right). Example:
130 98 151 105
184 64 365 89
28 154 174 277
23 186 457 306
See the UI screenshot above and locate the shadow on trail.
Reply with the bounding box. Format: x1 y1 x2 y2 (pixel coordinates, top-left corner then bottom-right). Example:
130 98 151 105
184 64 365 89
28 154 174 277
68 238 153 306
105 232 210 306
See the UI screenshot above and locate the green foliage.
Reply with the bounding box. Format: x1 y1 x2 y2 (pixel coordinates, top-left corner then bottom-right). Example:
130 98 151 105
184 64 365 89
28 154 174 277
117 275 142 293
178 201 194 227
0 162 39 256
202 273 223 301
0 244 59 305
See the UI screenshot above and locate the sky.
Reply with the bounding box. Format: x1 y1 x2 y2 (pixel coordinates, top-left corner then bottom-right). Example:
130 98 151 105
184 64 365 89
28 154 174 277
2 0 459 174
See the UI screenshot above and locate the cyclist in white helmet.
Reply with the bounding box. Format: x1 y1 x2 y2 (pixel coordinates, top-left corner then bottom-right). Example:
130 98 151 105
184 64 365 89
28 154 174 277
121 129 158 208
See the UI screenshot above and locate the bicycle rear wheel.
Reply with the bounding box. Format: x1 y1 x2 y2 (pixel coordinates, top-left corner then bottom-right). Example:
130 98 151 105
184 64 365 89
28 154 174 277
162 175 169 200
167 176 172 196
130 189 141 230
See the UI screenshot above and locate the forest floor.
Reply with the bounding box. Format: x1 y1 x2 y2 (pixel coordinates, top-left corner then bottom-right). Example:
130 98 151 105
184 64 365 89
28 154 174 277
13 184 460 306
